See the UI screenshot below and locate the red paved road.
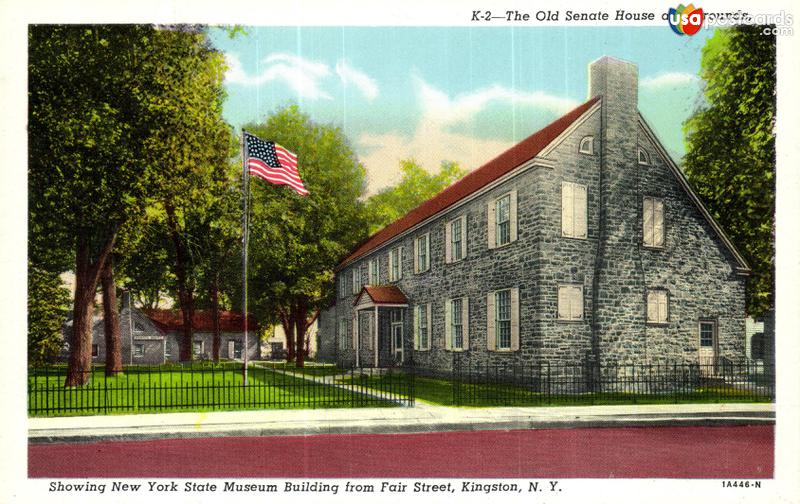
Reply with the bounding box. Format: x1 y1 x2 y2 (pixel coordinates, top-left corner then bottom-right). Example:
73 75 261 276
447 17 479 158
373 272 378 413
29 425 773 478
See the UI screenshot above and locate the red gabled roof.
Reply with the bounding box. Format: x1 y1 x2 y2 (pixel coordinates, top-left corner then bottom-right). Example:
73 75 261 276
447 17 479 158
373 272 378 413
143 309 260 333
338 96 600 269
354 285 408 306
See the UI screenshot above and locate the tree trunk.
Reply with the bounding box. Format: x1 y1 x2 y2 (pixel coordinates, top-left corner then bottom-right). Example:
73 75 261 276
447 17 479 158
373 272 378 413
101 257 123 376
280 308 295 363
166 204 194 362
293 299 308 368
210 274 220 362
65 232 117 387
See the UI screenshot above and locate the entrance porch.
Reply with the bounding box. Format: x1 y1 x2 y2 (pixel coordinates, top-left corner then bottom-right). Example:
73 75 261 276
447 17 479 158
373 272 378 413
352 285 409 368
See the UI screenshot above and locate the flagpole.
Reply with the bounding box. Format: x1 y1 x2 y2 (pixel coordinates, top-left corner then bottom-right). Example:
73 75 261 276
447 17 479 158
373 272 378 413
241 129 250 386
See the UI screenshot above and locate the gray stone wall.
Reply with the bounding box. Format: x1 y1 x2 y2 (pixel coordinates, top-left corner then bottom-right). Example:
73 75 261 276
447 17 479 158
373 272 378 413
163 331 261 361
316 306 338 363
324 56 747 371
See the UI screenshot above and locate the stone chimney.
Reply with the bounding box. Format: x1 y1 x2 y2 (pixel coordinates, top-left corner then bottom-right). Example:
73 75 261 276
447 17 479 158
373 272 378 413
588 56 647 365
122 289 131 310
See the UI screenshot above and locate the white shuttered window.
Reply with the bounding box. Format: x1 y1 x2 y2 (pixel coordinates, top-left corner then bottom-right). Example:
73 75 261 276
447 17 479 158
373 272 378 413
488 190 517 248
414 233 430 273
368 258 380 284
562 182 587 239
643 196 665 247
647 290 669 324
445 298 469 351
389 246 403 281
446 216 467 263
414 304 431 351
487 288 519 351
557 285 584 321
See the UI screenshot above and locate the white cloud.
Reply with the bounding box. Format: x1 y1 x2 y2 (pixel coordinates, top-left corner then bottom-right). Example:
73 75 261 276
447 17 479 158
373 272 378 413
335 60 379 100
357 76 577 194
224 52 333 101
640 72 700 91
415 76 577 127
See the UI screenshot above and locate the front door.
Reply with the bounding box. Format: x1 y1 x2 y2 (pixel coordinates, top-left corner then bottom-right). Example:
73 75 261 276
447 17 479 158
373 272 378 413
227 340 236 360
698 320 718 374
391 324 404 364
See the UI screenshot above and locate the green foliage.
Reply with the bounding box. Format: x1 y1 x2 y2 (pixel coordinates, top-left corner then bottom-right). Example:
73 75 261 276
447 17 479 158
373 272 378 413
28 25 158 272
28 263 71 366
243 105 369 320
365 159 466 233
29 25 236 371
683 26 775 316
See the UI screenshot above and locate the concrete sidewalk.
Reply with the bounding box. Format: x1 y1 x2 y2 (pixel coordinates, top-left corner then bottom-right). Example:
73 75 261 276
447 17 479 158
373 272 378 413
28 402 774 444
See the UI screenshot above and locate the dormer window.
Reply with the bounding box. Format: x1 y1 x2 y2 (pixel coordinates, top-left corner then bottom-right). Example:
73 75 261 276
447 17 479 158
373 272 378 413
579 136 594 155
638 147 651 165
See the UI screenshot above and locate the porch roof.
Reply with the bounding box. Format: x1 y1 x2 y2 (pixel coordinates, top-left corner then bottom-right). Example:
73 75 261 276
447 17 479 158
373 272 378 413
353 285 408 307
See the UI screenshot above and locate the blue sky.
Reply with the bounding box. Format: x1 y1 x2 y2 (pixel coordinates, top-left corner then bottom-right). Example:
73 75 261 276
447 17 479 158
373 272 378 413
209 26 714 193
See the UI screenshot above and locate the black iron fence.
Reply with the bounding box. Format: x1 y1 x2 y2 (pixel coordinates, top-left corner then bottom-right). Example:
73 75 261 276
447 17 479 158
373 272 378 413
28 362 414 417
452 355 774 406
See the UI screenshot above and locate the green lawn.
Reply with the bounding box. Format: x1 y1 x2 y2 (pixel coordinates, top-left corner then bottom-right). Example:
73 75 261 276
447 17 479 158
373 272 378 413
28 363 402 417
351 373 774 407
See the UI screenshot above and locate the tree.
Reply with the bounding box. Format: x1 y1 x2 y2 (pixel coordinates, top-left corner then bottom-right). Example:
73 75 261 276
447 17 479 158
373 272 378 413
365 159 466 233
682 26 775 317
30 25 156 385
29 25 231 384
142 28 233 362
27 263 71 367
244 106 369 367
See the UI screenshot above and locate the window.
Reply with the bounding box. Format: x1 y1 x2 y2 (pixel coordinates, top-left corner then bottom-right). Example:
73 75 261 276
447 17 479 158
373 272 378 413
389 246 403 281
368 258 380 284
451 298 464 350
414 233 430 273
446 216 467 263
351 268 360 294
451 220 462 261
445 298 469 351
558 285 584 321
579 136 594 155
487 288 519 351
193 340 204 357
700 321 715 347
488 191 517 249
232 340 243 359
134 322 145 333
638 147 651 165
415 304 430 351
339 275 348 298
643 197 665 247
133 343 144 357
496 195 511 246
91 344 99 357
562 182 588 239
646 290 669 324
495 290 512 350
338 318 349 350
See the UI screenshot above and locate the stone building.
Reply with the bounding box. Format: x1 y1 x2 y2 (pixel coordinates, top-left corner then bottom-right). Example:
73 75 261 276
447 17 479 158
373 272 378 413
65 292 261 364
318 56 750 371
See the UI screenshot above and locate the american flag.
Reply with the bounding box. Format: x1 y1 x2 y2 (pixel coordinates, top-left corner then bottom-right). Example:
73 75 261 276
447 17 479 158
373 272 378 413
244 132 309 196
